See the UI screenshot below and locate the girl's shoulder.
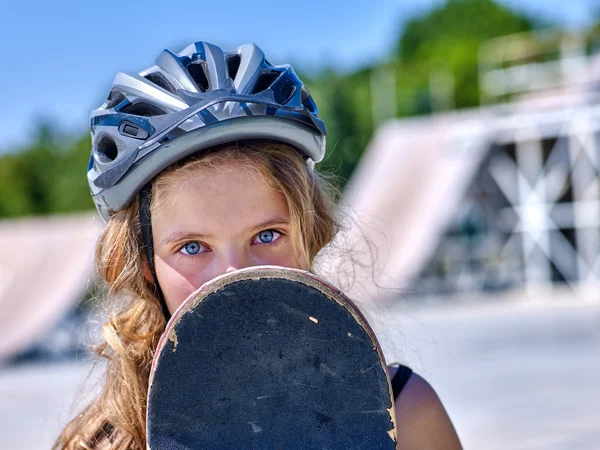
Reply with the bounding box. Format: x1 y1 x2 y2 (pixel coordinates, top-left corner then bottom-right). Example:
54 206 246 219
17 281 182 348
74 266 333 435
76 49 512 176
393 370 463 450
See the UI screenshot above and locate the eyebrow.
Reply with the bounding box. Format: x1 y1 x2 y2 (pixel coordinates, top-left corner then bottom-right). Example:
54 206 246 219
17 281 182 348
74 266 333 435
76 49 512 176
161 231 210 245
160 216 291 245
248 217 290 233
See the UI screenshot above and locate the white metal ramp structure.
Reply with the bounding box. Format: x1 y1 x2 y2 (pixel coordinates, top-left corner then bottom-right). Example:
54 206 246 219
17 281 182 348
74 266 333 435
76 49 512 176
0 214 102 363
317 111 492 303
319 28 600 303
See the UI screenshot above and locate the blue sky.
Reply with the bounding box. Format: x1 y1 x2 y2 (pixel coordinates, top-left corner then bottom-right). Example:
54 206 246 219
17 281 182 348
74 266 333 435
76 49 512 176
0 0 597 151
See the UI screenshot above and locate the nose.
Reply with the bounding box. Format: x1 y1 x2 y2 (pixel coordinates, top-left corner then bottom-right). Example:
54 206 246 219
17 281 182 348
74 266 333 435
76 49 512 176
221 248 251 275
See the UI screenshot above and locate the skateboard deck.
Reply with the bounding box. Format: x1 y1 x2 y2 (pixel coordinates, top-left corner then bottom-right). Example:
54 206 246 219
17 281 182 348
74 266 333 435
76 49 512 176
147 266 396 449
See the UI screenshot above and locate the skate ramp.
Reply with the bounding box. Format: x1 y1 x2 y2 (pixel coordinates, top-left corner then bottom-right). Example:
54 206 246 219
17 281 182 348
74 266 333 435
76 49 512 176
0 213 102 362
318 111 492 303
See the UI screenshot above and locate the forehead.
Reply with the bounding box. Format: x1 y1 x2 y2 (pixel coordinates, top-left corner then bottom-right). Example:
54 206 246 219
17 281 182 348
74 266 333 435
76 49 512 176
152 161 289 234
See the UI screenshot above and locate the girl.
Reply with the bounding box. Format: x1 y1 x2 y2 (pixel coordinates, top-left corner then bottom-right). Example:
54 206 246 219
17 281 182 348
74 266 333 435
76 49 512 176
56 41 462 449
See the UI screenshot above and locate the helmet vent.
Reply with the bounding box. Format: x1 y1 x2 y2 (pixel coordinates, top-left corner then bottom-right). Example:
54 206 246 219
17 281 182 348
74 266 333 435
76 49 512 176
96 137 118 162
105 90 126 109
145 72 176 94
301 89 317 113
187 61 210 92
227 54 241 81
251 71 281 95
275 79 296 104
120 102 166 117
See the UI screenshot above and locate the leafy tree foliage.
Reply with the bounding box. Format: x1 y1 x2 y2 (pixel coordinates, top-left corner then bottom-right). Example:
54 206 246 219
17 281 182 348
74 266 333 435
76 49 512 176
397 0 537 108
311 0 538 186
308 68 374 183
0 125 93 217
398 0 536 63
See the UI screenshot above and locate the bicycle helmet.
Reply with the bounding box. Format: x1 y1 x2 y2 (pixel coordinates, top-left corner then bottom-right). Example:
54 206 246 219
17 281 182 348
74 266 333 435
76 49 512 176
88 41 326 222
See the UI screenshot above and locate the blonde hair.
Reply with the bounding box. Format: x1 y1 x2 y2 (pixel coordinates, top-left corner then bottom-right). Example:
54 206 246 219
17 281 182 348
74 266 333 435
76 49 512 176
55 141 338 449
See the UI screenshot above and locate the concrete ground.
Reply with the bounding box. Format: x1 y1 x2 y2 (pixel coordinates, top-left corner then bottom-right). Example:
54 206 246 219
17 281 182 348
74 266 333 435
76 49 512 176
1 294 598 449
371 294 600 450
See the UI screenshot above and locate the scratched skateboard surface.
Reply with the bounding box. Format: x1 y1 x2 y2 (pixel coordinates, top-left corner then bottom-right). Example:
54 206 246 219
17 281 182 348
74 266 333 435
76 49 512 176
147 266 396 449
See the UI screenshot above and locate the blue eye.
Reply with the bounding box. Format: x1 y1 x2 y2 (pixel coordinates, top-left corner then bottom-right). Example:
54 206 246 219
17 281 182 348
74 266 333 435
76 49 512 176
180 241 203 255
259 230 274 243
254 230 281 245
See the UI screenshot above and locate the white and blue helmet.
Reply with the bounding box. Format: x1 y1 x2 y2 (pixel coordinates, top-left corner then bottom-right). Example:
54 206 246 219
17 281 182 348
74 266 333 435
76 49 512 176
88 41 326 221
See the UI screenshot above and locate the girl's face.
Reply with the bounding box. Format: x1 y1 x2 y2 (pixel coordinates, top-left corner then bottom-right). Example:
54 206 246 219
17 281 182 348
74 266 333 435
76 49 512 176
152 161 300 314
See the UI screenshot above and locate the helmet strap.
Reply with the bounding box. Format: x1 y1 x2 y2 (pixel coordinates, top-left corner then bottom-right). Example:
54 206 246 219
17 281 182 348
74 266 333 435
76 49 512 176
139 183 171 321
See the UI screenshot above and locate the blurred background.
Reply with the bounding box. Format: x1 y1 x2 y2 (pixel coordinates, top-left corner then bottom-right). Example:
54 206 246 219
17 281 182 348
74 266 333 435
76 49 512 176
1 0 600 448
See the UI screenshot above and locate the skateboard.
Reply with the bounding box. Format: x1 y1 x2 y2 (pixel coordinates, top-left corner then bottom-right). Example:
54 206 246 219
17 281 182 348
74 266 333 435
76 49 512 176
147 266 396 449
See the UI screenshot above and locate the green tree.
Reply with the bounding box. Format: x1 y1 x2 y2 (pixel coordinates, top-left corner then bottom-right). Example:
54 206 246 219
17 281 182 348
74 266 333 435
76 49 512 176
0 153 34 216
48 134 94 213
396 0 537 108
0 124 93 218
308 68 373 185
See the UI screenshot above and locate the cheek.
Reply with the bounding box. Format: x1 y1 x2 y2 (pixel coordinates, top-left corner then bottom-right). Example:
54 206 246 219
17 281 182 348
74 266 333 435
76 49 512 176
154 255 214 314
261 252 298 268
252 240 303 269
